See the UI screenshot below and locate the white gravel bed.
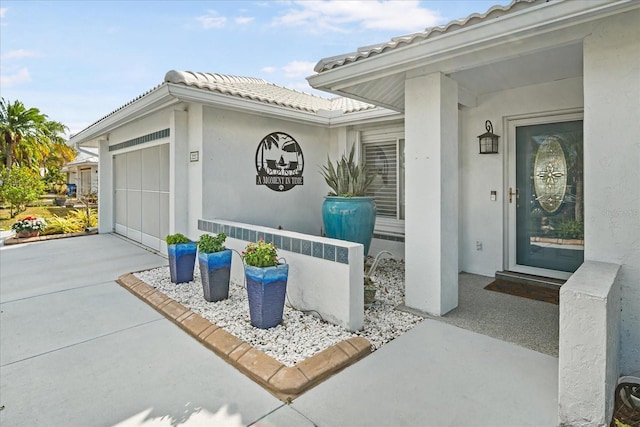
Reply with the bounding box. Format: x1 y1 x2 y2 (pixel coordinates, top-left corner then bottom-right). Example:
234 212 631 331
134 258 421 367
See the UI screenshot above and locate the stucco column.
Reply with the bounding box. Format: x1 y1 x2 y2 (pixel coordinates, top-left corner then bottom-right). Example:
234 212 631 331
558 9 640 426
404 72 459 316
583 8 640 375
187 103 204 240
97 139 112 234
170 109 188 236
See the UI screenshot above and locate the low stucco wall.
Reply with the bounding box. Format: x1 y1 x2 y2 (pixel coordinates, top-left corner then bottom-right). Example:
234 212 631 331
198 218 364 331
558 261 621 426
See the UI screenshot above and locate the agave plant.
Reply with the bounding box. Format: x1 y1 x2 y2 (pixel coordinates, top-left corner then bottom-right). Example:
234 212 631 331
320 145 375 197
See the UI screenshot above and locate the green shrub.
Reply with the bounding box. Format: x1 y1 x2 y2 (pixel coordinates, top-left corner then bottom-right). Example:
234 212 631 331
165 233 191 245
68 208 97 229
556 219 584 239
38 209 98 236
197 233 226 254
41 215 83 235
0 166 46 217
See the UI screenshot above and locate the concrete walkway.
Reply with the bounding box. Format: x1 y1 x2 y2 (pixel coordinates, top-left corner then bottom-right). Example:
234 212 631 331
0 234 558 426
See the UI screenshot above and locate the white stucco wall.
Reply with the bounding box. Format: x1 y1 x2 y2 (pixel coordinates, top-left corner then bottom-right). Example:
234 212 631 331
200 105 334 236
558 261 621 426
108 109 173 145
583 9 640 375
459 76 584 277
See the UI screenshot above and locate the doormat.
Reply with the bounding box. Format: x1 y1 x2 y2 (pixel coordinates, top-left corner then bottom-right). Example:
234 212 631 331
484 280 559 305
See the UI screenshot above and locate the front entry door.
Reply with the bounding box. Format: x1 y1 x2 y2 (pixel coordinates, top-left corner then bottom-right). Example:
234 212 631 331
509 119 584 278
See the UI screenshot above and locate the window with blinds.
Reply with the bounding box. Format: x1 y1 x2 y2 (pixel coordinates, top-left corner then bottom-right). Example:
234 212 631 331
361 129 405 222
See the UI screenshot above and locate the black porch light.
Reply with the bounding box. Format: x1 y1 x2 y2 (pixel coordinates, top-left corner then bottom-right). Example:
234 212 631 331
478 120 499 154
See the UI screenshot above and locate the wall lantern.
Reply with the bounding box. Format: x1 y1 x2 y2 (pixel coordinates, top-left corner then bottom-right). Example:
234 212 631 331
478 120 499 154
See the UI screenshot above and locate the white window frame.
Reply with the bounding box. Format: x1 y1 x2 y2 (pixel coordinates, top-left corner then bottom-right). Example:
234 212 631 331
358 126 405 237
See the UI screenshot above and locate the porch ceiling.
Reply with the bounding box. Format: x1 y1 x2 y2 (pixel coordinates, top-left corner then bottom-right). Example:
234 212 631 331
324 42 583 112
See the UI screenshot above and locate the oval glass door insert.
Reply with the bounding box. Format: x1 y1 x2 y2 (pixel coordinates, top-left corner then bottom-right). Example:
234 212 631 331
534 136 567 213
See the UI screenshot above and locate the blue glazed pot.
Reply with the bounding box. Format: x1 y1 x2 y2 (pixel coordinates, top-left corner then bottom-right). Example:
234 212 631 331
245 264 288 329
168 242 197 284
322 196 376 256
198 249 232 302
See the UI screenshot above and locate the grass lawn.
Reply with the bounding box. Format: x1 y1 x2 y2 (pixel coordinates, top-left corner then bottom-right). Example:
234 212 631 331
0 205 75 230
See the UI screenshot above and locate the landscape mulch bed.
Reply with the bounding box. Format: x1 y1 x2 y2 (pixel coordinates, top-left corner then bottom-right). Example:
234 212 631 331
484 279 560 305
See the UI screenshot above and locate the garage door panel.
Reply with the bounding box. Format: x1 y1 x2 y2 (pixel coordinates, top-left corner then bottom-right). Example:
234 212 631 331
159 144 170 192
114 154 127 189
126 151 142 190
127 190 142 232
113 143 169 251
160 192 169 247
115 189 127 226
141 191 160 237
141 146 160 191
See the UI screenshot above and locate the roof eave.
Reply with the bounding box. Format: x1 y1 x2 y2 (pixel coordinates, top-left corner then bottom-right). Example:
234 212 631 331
69 85 178 147
328 108 403 127
308 0 637 95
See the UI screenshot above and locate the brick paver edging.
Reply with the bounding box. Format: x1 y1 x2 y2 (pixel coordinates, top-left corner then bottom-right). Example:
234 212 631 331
4 229 98 245
117 273 372 402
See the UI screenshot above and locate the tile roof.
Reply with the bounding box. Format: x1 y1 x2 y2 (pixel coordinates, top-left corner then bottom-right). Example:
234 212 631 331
164 70 376 114
72 71 380 141
314 0 543 73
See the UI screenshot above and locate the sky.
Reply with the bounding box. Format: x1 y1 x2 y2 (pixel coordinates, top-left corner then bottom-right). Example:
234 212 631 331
0 0 511 136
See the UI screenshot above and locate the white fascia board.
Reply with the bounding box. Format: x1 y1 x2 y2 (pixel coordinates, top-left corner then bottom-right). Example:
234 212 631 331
328 108 403 127
69 85 180 146
166 84 331 127
308 0 637 92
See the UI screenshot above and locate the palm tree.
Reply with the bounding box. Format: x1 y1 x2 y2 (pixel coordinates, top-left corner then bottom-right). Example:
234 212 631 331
42 120 75 170
0 98 72 170
258 133 280 173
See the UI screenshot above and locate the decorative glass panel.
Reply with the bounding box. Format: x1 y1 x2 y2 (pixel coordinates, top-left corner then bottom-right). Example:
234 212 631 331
516 120 583 273
534 137 567 213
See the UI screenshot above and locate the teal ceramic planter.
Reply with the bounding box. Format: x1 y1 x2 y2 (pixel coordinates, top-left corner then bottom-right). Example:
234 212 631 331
245 264 288 329
322 196 376 256
198 249 232 302
168 242 196 283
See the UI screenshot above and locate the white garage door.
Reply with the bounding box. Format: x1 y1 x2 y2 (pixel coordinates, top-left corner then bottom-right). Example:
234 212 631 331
113 144 170 252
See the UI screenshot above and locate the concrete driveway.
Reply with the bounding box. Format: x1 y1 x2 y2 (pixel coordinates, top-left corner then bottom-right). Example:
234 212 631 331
1 233 558 426
0 234 288 426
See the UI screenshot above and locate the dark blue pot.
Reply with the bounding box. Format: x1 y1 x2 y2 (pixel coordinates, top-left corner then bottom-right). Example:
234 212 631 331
198 249 232 302
168 242 196 284
245 264 288 329
322 196 376 256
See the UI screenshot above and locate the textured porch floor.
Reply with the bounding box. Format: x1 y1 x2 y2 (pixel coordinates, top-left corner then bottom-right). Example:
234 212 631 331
401 272 559 357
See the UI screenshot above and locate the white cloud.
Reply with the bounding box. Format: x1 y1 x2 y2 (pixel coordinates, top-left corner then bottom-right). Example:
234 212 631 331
2 49 38 60
282 60 316 78
261 66 277 73
274 0 442 33
196 10 227 29
0 8 7 18
0 68 31 87
235 16 255 24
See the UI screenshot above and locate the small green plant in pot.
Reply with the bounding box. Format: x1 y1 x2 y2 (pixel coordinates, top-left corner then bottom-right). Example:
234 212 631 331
197 233 232 302
242 240 288 329
166 233 196 284
320 144 377 256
